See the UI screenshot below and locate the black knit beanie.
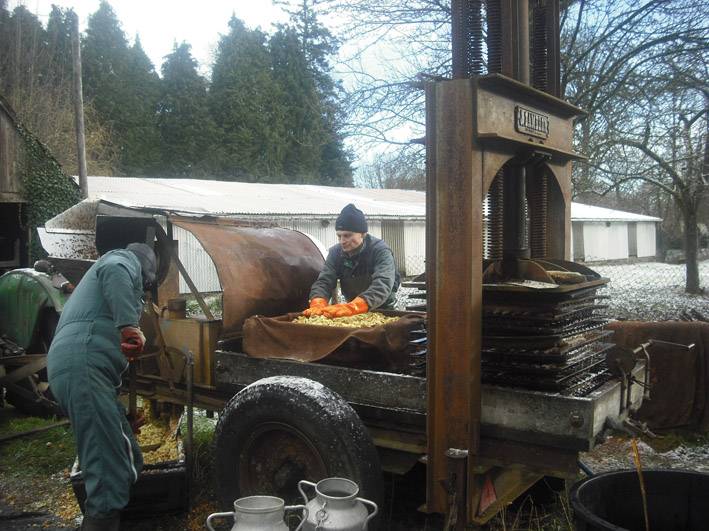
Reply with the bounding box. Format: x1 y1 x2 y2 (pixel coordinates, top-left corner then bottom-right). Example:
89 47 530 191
126 242 157 289
335 204 368 233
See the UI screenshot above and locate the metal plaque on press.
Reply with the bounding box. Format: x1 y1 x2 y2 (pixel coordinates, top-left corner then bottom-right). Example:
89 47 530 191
515 106 550 139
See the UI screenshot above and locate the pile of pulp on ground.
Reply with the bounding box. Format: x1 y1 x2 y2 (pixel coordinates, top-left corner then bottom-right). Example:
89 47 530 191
138 418 181 464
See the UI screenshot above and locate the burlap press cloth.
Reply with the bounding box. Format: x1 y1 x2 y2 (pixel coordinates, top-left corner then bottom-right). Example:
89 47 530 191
608 320 709 431
243 312 425 371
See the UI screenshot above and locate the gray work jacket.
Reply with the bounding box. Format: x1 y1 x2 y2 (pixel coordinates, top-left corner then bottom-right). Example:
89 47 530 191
309 234 399 310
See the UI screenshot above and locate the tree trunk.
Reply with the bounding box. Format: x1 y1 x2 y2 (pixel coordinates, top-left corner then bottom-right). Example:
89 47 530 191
683 206 701 294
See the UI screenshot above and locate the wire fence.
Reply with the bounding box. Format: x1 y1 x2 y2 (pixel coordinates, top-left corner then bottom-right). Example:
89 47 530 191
395 258 709 321
591 261 709 321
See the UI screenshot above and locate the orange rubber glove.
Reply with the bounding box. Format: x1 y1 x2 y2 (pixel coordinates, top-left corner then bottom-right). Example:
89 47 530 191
120 326 145 361
302 297 328 317
322 296 369 318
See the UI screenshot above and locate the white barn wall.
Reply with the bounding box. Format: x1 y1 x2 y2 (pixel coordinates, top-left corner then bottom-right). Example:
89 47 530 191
367 220 382 239
404 221 426 275
171 216 655 293
279 218 335 251
173 225 221 293
280 218 382 250
583 222 629 261
636 222 657 258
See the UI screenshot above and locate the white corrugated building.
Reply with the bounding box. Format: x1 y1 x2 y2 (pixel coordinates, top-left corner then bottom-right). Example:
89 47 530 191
83 177 659 292
570 203 661 263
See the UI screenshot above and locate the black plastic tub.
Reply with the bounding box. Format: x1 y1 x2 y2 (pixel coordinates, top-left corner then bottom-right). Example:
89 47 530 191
70 461 188 519
570 469 709 531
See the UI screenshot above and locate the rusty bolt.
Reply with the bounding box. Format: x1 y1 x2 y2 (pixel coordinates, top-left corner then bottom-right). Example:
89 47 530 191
569 412 584 428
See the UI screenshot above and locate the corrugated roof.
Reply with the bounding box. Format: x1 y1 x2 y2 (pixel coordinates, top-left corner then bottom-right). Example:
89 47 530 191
570 202 661 222
84 176 660 222
86 176 425 217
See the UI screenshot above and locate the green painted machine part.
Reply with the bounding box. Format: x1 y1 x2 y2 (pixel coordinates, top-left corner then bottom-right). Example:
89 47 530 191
0 268 68 416
0 268 67 350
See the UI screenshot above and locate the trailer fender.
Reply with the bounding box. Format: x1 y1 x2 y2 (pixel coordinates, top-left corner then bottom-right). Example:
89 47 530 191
214 376 383 523
0 268 67 350
0 268 66 416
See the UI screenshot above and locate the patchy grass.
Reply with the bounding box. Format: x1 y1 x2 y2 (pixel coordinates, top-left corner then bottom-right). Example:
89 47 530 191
0 404 221 530
0 414 75 476
0 406 78 527
487 491 575 531
22 406 709 530
0 404 580 530
179 410 217 499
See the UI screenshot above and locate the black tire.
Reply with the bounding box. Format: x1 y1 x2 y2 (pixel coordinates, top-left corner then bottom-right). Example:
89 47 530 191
214 376 383 516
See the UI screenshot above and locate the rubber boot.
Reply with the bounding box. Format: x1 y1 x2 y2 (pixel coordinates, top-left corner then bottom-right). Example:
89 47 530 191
80 512 121 531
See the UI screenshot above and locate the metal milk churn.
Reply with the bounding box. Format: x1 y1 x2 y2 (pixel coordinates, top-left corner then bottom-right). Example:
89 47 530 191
206 495 308 531
298 477 379 531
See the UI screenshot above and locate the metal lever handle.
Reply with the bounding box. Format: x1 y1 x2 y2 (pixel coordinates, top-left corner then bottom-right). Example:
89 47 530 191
356 497 379 530
206 511 233 531
298 479 317 505
284 504 309 531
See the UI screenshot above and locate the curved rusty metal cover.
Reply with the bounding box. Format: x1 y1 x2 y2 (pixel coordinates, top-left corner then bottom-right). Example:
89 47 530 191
172 220 324 336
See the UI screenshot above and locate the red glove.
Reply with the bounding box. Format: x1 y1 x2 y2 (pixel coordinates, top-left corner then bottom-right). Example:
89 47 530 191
126 412 145 434
302 297 328 317
120 326 145 361
322 296 369 318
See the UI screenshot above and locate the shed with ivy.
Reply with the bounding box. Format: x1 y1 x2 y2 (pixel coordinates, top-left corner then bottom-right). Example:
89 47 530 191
0 94 80 272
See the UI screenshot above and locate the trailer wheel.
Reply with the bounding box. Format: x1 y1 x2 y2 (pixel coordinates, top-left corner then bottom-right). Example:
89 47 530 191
215 376 383 513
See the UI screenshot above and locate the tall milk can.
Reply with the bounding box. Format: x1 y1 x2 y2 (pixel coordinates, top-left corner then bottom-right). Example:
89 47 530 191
206 495 307 531
298 478 378 531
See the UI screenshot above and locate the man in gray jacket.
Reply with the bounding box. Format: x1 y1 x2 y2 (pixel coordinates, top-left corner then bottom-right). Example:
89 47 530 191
304 204 399 318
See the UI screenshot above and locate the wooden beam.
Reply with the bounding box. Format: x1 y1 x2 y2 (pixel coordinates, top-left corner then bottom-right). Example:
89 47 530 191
425 79 483 517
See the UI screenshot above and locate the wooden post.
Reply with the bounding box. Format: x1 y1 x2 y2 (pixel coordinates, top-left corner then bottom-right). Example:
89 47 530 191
71 11 88 199
425 79 483 521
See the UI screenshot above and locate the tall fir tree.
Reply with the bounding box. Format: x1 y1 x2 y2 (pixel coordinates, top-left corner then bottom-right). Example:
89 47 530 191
45 6 73 85
82 1 160 175
269 27 324 181
157 42 218 176
209 16 287 181
0 5 49 101
123 36 161 172
275 0 352 185
81 1 130 124
276 0 337 94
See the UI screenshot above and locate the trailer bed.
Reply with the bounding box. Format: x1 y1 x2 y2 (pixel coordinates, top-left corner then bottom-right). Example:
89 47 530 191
214 349 646 477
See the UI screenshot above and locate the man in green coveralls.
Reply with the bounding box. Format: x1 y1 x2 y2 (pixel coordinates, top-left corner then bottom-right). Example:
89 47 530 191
47 243 156 530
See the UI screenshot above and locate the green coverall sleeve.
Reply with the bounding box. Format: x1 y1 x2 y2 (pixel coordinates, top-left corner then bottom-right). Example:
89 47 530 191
96 260 141 329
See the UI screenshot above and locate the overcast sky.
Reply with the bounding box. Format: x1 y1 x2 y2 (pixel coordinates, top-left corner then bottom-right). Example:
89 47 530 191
9 0 291 73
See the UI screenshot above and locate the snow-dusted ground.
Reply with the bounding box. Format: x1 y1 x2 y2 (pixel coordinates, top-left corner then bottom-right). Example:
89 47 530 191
593 261 709 320
582 434 709 474
397 260 709 321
